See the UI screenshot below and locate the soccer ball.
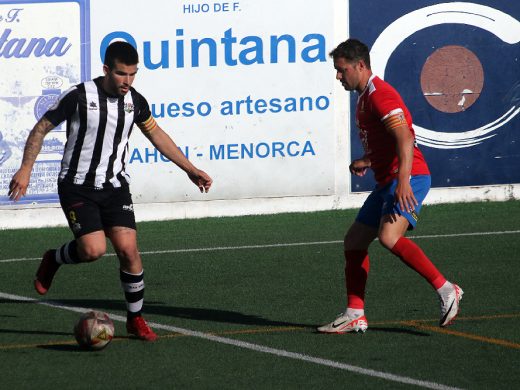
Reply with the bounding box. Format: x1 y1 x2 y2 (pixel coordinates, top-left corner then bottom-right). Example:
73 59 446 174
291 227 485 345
74 311 115 350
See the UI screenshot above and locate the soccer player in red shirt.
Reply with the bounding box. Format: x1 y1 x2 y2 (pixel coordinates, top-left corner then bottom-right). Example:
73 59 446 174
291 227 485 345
318 39 463 333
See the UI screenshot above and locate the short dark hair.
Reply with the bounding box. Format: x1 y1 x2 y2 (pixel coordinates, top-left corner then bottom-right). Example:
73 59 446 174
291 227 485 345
104 41 139 69
329 38 371 69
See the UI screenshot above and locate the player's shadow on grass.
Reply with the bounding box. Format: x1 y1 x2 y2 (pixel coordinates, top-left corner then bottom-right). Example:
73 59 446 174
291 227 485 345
37 299 431 336
38 344 102 352
39 345 77 352
150 304 314 328
0 328 71 337
50 298 315 328
367 327 429 336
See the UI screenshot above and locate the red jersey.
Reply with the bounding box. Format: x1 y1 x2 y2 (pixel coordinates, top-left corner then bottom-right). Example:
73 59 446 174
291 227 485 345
355 75 430 185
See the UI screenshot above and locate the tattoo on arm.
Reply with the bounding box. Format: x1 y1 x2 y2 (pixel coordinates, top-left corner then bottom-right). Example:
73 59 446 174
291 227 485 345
21 118 55 167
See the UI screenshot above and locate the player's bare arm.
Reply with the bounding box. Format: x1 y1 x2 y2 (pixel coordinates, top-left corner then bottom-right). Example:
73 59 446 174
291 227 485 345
8 117 55 201
138 119 213 193
349 156 371 176
383 115 418 212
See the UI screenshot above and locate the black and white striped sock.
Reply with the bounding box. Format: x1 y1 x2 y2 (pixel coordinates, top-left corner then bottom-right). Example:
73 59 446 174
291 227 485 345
55 241 81 264
120 269 145 320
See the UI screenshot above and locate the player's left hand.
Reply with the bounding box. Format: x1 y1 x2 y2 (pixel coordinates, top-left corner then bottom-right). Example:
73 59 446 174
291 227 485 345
394 179 418 213
188 169 213 193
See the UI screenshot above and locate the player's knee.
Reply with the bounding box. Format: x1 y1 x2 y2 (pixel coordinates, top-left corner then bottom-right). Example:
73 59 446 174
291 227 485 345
115 246 139 263
343 232 359 251
116 247 142 273
378 231 397 250
79 244 106 262
344 233 372 251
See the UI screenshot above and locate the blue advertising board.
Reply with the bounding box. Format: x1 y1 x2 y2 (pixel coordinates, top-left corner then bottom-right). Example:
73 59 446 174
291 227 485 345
349 1 520 191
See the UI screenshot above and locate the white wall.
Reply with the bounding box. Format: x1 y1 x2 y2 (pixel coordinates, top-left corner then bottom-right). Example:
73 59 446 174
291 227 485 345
0 0 517 230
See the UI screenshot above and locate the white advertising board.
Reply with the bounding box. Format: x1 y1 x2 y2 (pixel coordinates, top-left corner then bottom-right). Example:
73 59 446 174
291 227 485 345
0 0 88 206
89 0 336 203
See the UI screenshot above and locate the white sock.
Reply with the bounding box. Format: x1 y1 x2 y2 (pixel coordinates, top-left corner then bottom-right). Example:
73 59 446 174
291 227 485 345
345 308 364 318
437 281 454 298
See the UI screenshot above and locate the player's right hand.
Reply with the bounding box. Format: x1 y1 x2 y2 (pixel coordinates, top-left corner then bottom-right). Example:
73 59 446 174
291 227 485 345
188 169 213 193
8 169 31 201
349 158 371 177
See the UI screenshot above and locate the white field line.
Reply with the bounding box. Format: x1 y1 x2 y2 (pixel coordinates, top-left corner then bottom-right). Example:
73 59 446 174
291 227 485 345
1 230 519 264
0 291 463 390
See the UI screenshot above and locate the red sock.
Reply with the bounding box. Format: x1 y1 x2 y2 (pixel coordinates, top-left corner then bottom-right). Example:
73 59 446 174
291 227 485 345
390 237 446 289
344 250 370 309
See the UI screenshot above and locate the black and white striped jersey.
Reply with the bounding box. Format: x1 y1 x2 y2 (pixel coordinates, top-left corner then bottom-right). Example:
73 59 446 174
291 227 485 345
44 77 151 189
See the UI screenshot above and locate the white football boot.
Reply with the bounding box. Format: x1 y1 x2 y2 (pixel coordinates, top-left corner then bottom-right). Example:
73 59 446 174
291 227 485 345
317 313 368 333
439 284 464 327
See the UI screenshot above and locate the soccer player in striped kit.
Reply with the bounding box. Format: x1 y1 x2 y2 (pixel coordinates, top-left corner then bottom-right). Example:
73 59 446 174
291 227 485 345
8 41 213 341
317 39 463 334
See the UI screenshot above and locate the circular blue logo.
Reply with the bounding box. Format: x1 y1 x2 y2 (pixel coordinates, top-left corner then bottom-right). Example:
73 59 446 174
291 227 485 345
34 93 60 121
